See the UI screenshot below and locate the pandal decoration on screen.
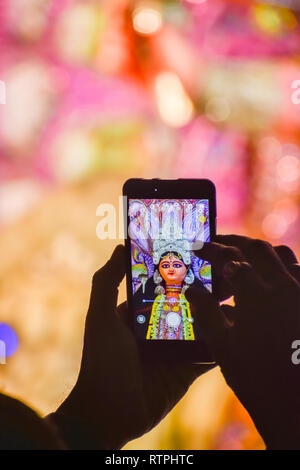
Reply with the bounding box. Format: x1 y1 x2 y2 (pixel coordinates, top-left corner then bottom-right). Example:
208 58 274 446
129 199 212 292
129 199 212 340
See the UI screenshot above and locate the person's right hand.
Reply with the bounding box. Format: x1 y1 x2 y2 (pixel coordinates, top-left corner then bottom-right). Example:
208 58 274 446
186 235 300 449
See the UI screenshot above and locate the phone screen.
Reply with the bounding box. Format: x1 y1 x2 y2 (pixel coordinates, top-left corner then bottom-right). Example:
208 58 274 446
128 198 212 341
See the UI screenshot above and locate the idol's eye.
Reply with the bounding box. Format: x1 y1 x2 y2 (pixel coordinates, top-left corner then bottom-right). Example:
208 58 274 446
161 263 170 269
173 263 183 268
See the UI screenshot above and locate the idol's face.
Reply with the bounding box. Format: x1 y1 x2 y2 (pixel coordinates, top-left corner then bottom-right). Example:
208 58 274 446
159 255 187 285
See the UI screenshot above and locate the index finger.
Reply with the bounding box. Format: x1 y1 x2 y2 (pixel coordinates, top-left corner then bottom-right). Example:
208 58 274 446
193 241 245 275
216 235 289 283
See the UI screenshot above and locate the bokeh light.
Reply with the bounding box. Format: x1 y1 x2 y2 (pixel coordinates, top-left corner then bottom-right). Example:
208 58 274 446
133 5 163 35
277 155 300 183
0 324 19 358
262 212 288 239
253 4 284 36
205 97 231 123
155 71 194 127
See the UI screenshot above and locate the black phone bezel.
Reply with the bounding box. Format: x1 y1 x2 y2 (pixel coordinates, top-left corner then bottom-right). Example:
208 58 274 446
123 178 217 363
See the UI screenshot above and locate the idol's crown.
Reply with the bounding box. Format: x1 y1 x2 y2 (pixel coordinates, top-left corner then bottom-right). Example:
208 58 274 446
152 238 191 265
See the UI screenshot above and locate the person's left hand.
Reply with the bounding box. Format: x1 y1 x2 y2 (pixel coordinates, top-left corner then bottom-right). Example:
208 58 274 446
50 245 213 449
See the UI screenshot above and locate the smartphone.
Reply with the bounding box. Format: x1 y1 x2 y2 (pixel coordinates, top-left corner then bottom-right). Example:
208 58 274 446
123 178 216 362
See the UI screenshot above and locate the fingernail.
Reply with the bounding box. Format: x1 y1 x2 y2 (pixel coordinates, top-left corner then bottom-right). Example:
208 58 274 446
223 261 241 280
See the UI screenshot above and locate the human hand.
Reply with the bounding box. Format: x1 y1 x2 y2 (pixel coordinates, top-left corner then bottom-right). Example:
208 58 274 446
51 245 213 449
186 235 300 450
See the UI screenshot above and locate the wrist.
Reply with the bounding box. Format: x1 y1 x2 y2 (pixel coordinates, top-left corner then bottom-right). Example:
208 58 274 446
50 385 107 450
51 383 125 450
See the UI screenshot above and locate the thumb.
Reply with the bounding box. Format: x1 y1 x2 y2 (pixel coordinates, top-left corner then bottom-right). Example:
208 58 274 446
185 288 226 360
88 245 126 319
